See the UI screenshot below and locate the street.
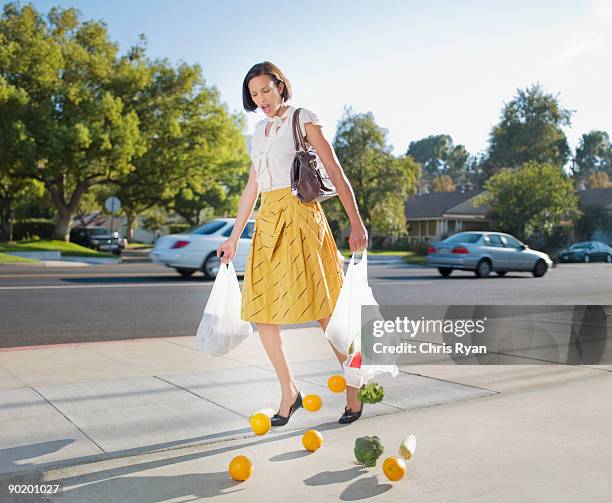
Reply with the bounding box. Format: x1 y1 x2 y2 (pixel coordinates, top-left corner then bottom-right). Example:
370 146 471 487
1 253 611 348
1 253 611 502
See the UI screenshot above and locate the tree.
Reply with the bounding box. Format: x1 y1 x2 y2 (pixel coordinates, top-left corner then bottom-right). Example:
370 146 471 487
473 161 579 241
575 205 612 242
573 130 612 185
431 174 456 192
0 65 37 241
446 145 470 185
108 47 250 237
0 3 144 240
330 107 421 242
406 134 469 185
587 172 612 189
483 84 572 179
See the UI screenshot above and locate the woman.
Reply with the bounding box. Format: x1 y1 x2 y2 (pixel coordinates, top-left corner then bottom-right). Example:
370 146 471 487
216 61 368 426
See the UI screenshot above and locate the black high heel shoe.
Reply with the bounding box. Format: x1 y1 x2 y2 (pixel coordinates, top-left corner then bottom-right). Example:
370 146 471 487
270 390 303 427
339 401 364 424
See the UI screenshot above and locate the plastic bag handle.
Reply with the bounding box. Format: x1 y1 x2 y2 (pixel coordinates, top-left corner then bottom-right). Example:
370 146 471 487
351 249 368 284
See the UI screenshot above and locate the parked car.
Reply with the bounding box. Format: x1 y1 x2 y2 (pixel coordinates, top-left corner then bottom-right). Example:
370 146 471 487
149 218 255 279
426 231 553 278
558 241 612 263
70 227 124 255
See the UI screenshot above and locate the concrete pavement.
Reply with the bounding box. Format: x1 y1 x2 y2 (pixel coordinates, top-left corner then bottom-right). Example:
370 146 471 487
0 327 610 502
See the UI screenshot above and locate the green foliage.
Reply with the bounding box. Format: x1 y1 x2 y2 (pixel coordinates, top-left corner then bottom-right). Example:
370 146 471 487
0 2 250 242
407 134 471 186
483 84 572 178
0 2 144 240
587 172 612 188
431 174 456 192
354 436 384 467
111 52 250 227
12 218 55 240
573 130 612 185
575 205 612 242
357 382 385 404
474 161 580 241
330 107 421 240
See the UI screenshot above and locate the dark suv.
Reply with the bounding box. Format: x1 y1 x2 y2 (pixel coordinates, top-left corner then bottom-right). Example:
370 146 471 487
70 227 124 255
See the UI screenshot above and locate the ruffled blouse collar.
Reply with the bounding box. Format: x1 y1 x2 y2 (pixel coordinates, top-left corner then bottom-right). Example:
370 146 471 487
265 105 293 132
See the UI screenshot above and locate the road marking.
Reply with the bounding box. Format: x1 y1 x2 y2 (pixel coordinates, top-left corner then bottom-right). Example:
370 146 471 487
0 279 433 290
370 281 433 285
0 272 179 278
0 283 214 291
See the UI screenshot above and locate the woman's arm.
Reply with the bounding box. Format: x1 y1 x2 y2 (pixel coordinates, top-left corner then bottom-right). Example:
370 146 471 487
304 123 368 252
217 163 260 263
229 162 260 241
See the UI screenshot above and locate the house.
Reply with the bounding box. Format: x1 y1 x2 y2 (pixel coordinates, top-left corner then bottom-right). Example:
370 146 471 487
404 190 491 243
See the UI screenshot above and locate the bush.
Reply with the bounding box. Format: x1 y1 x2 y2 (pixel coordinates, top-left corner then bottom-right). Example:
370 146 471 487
12 218 55 241
524 225 572 262
410 239 432 255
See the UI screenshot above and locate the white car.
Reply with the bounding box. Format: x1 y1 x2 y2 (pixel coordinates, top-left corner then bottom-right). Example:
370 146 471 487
149 218 255 279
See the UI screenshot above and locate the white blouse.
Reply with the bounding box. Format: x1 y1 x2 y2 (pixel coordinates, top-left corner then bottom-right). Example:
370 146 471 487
250 105 322 192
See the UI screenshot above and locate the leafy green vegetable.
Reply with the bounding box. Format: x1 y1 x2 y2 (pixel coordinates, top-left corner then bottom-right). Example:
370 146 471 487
357 383 385 404
348 340 355 354
354 435 384 467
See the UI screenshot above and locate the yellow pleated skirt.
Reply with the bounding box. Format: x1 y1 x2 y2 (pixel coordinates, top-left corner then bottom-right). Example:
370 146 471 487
241 187 344 324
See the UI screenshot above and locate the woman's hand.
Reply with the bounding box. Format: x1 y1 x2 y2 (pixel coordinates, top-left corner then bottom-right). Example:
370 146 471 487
216 238 237 264
348 222 368 253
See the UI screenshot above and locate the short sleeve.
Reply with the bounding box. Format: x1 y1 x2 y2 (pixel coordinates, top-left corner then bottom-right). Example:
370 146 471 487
249 120 266 159
298 108 322 137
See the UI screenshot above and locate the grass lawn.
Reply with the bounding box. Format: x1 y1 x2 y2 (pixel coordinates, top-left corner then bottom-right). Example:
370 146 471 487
127 242 153 249
338 249 412 257
0 240 115 258
402 251 427 265
338 248 427 265
0 252 39 264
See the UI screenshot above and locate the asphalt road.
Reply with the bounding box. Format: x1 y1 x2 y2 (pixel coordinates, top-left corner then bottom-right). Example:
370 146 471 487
1 251 611 348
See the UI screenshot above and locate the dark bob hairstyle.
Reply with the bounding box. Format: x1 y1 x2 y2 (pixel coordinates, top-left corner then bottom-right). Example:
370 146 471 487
242 61 292 112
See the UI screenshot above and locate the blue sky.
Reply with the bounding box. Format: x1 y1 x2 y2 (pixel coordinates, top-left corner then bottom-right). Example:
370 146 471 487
20 0 612 158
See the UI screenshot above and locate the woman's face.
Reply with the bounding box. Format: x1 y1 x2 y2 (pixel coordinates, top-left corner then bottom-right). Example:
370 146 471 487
248 74 284 116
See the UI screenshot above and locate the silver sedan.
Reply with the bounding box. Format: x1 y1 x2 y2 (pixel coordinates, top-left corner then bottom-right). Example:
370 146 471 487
426 231 553 278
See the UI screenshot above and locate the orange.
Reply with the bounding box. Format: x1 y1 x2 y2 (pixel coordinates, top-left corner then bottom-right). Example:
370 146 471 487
382 456 406 481
327 374 346 393
229 455 253 481
303 394 322 412
302 429 323 451
250 413 271 436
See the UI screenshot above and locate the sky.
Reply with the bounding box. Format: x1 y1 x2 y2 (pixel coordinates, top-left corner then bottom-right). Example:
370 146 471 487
18 0 612 158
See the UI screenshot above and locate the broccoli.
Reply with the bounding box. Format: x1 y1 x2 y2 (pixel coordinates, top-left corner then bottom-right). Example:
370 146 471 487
354 435 384 467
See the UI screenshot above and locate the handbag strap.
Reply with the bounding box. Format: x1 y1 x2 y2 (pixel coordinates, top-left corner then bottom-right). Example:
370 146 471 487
292 108 309 153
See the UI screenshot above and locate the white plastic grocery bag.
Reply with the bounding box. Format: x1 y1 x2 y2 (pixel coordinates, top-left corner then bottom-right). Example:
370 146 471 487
325 250 375 354
325 250 398 387
196 261 253 356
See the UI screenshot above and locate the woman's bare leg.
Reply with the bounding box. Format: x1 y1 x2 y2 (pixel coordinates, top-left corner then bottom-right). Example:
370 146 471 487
317 317 361 411
256 322 299 416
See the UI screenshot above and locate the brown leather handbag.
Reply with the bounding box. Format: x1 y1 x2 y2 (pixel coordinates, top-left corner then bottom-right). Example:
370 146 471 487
290 108 337 203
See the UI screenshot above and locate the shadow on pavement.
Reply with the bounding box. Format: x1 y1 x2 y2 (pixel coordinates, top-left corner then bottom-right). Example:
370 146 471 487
56 471 246 502
340 475 393 500
304 465 368 486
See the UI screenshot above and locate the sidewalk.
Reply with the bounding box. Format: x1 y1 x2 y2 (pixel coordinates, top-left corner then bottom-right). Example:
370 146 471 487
0 328 610 502
1 254 122 267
